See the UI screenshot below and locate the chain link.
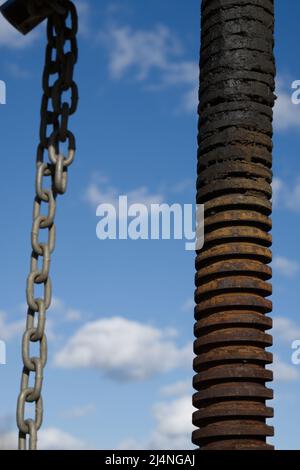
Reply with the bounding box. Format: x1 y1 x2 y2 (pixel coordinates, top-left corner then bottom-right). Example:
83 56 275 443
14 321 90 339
16 0 78 450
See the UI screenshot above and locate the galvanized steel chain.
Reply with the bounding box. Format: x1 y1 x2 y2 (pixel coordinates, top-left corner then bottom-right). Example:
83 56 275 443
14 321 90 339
16 0 78 450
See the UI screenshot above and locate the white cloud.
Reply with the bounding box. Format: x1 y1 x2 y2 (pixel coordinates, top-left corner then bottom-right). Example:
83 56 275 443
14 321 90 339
101 24 181 80
65 308 82 322
0 309 57 343
5 62 30 79
171 178 194 194
0 311 24 341
273 316 300 343
271 354 300 382
286 180 300 210
181 298 194 313
54 316 192 381
0 431 15 450
84 174 164 213
0 426 88 450
266 317 300 382
100 24 198 112
49 296 82 322
274 89 300 131
271 177 284 207
150 396 195 448
62 403 96 419
119 394 196 450
273 256 300 278
272 176 300 211
0 15 40 48
160 380 192 397
38 427 89 450
76 0 91 37
182 84 198 113
50 296 64 311
4 296 81 346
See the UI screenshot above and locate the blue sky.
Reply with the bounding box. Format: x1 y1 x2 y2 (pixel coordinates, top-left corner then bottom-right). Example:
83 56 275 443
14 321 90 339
0 0 300 450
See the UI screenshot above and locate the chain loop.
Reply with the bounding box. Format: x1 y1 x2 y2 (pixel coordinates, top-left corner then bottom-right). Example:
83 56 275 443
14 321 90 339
31 217 56 256
16 1 78 450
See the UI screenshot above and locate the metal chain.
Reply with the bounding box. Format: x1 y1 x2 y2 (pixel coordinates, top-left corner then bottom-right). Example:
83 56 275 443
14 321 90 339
16 1 78 450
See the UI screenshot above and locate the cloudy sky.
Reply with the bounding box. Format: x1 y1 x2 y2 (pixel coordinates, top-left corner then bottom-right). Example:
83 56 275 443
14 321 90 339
0 0 300 450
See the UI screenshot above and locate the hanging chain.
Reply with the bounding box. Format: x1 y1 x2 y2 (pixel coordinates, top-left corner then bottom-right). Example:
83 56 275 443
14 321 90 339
16 0 78 450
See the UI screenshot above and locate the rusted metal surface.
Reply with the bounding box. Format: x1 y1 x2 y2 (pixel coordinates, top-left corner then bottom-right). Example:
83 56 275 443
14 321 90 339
0 0 66 35
192 0 275 450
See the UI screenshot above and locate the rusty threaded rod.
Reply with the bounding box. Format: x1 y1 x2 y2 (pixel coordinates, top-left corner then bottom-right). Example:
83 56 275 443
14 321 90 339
192 0 276 450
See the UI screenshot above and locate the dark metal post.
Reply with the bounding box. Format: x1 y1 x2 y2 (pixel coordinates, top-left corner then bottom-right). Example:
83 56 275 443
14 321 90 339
192 0 276 450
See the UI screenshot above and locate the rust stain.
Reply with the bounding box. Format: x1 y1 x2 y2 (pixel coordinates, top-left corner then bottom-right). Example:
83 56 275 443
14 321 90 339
193 0 275 450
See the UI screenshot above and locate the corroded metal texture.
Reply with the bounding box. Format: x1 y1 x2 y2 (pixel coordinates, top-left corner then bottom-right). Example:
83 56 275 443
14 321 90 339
192 0 276 450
